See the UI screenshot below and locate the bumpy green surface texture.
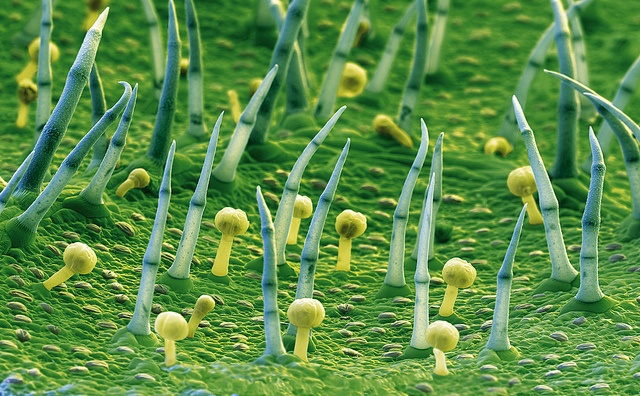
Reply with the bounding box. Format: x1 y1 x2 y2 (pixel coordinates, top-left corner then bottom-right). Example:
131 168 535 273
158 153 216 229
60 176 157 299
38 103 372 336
1 0 640 395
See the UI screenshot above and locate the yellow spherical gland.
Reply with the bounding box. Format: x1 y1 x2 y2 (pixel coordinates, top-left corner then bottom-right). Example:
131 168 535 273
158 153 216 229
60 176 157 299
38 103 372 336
43 242 97 291
337 62 367 99
116 168 151 197
227 89 242 124
373 114 413 148
16 38 60 83
507 166 543 225
179 58 190 76
439 258 477 317
483 137 513 157
287 195 313 245
249 78 263 98
425 320 460 376
211 208 250 277
187 295 215 338
287 298 325 362
16 79 38 128
334 210 367 272
154 311 189 366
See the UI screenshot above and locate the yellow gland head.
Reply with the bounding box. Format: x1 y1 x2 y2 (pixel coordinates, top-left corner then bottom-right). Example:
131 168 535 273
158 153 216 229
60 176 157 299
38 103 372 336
337 62 367 98
63 242 97 275
483 137 513 157
442 257 476 289
27 38 39 60
425 320 459 352
18 80 38 104
373 114 397 135
49 42 60 63
373 114 412 148
155 311 189 341
249 78 263 98
27 38 60 63
507 166 537 198
335 209 367 239
128 168 151 188
293 195 313 219
215 207 250 237
179 58 189 76
287 298 325 329
193 295 215 316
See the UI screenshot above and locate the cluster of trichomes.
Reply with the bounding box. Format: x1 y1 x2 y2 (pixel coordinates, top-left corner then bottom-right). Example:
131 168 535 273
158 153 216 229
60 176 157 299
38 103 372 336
2 0 640 392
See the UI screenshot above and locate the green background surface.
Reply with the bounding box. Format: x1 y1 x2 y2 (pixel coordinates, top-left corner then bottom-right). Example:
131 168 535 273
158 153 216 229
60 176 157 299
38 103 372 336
1 0 640 394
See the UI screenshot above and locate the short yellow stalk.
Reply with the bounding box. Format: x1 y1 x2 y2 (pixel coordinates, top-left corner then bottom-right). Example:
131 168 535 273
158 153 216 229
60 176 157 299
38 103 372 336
336 236 353 272
287 217 302 245
287 298 325 362
334 210 367 272
17 104 28 128
425 321 459 376
211 234 234 276
439 258 476 317
187 295 215 338
16 38 59 83
43 266 75 291
439 284 458 317
521 194 543 225
116 168 150 197
16 40 38 83
507 166 543 225
483 137 513 157
373 114 413 148
43 242 97 290
433 348 449 376
155 311 188 366
211 207 249 277
227 89 241 123
287 195 313 245
294 326 311 362
249 78 262 98
164 338 178 366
